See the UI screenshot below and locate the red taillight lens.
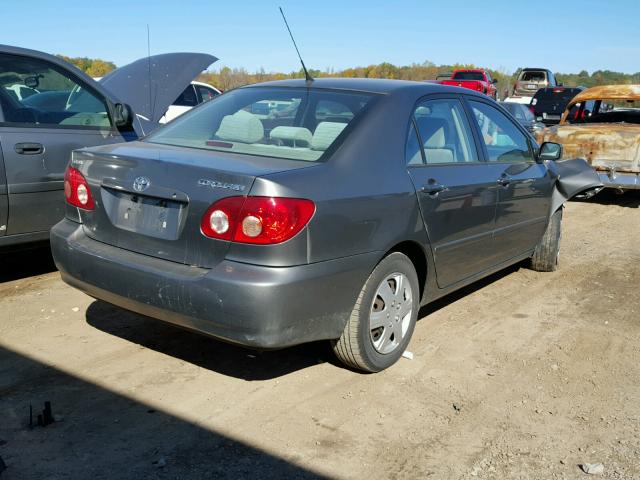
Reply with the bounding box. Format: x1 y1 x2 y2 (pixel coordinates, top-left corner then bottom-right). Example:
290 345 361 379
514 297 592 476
201 196 315 244
64 166 94 210
528 105 535 114
200 196 245 241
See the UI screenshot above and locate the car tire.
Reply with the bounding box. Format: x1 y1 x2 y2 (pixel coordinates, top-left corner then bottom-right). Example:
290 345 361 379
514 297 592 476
332 252 419 372
530 208 562 272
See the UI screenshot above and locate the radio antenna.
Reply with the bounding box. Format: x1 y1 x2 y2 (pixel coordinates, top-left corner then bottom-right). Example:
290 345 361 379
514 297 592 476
146 24 155 123
279 7 313 83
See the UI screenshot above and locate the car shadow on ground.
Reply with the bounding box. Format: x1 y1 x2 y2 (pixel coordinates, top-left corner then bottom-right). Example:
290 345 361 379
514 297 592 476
0 242 57 283
0 345 329 480
574 189 640 208
86 300 335 381
86 263 524 380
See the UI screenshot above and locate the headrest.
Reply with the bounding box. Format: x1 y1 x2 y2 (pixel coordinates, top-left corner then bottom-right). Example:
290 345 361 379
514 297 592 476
311 122 347 151
215 110 264 144
270 126 312 147
416 117 447 148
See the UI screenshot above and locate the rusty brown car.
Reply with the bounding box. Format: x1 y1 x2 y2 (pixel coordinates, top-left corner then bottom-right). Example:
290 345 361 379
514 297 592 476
537 85 640 190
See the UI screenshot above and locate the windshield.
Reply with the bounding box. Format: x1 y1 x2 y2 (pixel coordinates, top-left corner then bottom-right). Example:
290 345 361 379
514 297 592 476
147 87 377 161
566 98 640 125
452 71 484 81
502 103 534 121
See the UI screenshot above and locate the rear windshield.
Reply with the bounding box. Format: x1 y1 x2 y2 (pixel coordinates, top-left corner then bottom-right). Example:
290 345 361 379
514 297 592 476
501 103 534 121
147 87 377 161
531 89 581 112
519 71 546 82
452 71 484 81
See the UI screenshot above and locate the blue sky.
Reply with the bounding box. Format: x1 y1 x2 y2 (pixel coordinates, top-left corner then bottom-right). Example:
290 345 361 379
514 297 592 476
3 0 639 74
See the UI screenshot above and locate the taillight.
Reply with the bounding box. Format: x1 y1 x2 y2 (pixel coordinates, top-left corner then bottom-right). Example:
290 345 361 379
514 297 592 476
64 166 94 210
528 105 535 114
201 196 315 245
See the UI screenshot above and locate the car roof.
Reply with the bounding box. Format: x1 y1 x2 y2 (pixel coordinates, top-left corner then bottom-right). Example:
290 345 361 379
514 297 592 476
521 68 550 72
570 84 640 102
242 77 485 96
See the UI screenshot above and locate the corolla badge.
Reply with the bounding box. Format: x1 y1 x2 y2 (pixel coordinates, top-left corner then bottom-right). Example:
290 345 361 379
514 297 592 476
133 176 151 192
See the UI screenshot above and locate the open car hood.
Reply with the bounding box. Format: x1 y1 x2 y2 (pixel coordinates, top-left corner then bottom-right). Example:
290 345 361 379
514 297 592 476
99 52 217 134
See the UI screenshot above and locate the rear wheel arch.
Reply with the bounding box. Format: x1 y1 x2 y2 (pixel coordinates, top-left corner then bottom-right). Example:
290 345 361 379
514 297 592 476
384 240 428 300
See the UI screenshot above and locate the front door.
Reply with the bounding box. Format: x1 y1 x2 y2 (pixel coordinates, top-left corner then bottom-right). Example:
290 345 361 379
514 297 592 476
406 97 500 288
0 52 125 237
467 100 552 262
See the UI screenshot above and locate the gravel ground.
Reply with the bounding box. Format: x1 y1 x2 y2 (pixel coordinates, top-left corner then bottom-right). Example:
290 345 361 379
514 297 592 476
0 191 639 480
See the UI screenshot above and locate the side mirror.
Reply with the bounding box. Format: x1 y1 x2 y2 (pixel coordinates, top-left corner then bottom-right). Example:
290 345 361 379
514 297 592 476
539 142 563 161
491 79 498 84
113 103 134 129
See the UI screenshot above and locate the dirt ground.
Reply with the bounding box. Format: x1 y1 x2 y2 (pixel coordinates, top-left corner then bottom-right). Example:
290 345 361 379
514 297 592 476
1 191 639 480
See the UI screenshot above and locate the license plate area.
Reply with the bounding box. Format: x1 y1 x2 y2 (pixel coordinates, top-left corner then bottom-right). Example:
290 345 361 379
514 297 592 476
527 84 537 89
103 188 186 240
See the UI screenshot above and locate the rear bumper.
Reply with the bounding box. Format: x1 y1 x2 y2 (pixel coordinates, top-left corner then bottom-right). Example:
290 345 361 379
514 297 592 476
51 219 379 349
597 170 640 190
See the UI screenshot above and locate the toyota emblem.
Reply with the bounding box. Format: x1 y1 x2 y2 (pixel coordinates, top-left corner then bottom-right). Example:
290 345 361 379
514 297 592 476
133 176 150 192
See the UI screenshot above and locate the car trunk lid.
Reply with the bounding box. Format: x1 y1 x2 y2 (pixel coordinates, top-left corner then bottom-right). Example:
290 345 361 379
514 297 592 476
73 142 316 268
541 123 640 173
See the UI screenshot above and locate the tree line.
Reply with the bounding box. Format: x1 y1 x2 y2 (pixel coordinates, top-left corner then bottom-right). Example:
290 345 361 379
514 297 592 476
59 56 640 94
57 56 117 78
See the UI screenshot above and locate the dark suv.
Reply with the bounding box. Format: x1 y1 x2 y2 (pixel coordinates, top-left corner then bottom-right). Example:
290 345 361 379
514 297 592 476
531 87 585 125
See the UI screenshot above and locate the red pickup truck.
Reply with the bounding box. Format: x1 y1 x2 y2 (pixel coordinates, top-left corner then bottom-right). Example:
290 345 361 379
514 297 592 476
440 69 498 99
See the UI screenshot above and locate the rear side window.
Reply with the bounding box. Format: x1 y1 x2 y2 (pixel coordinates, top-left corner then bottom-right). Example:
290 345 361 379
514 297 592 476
148 87 377 162
469 101 533 163
173 85 199 107
196 85 219 103
409 98 478 165
0 53 111 129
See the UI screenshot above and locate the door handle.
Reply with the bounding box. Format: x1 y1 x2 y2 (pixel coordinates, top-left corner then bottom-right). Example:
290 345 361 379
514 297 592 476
420 181 448 195
497 174 511 187
14 143 44 155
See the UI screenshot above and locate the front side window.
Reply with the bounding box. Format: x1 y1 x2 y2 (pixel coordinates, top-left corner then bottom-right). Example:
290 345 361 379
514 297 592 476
0 53 111 129
409 98 478 165
470 100 533 163
148 87 376 162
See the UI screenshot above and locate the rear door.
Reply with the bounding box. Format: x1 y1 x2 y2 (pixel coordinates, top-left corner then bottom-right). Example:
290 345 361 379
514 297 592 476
467 99 552 262
0 52 126 237
407 96 502 288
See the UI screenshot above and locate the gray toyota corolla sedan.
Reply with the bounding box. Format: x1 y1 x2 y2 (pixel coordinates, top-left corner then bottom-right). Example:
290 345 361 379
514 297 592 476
50 78 601 372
